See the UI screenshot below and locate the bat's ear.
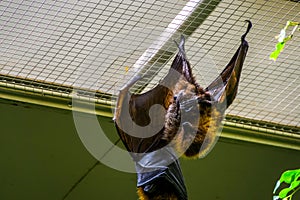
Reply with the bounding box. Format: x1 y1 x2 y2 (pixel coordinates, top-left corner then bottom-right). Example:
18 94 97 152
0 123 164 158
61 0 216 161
206 20 252 108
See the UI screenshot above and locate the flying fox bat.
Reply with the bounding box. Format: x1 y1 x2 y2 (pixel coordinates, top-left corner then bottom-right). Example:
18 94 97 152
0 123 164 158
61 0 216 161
114 20 252 200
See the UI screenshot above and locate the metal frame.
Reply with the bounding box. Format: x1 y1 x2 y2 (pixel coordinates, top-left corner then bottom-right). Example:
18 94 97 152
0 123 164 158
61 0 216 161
1 80 299 151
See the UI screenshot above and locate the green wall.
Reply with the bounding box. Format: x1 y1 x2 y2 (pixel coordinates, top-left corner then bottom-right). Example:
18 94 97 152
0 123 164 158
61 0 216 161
0 99 299 200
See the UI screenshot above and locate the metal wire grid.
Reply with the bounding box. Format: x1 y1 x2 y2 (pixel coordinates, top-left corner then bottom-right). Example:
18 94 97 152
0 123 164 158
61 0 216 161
0 0 187 93
0 0 299 132
141 0 300 129
216 0 300 128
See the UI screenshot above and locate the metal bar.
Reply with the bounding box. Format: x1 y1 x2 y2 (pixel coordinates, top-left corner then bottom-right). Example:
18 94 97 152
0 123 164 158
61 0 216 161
1 83 300 151
0 82 113 118
221 123 300 151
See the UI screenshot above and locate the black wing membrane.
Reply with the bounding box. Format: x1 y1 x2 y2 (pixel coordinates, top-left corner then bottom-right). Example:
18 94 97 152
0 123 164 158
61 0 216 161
114 36 188 153
114 21 252 200
114 36 189 200
206 20 252 108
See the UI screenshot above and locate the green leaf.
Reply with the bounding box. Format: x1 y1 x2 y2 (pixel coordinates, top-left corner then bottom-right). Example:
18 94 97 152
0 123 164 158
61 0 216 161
270 20 299 61
290 180 300 190
275 169 300 199
279 188 292 199
270 42 285 61
280 169 300 184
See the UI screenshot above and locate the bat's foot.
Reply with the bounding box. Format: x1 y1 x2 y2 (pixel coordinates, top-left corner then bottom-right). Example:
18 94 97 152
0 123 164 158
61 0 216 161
174 35 186 56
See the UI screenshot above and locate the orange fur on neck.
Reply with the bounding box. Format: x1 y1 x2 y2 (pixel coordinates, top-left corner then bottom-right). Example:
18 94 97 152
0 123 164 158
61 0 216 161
137 187 178 200
137 187 149 200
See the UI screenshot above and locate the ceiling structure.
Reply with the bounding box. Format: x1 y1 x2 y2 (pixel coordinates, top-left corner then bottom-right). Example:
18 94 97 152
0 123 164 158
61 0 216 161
1 0 300 140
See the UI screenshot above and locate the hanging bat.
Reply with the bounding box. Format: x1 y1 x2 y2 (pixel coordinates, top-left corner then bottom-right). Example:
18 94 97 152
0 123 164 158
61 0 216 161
114 20 252 200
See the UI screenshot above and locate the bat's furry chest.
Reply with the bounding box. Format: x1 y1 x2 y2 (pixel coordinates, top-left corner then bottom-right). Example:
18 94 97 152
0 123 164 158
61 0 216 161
161 77 220 158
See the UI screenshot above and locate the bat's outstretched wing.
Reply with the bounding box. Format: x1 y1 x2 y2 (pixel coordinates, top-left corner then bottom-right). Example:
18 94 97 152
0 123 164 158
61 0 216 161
114 36 190 200
206 20 252 108
114 36 189 153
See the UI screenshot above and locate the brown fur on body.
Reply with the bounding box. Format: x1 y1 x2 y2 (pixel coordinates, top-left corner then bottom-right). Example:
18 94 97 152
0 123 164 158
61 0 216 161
161 67 222 158
175 105 223 158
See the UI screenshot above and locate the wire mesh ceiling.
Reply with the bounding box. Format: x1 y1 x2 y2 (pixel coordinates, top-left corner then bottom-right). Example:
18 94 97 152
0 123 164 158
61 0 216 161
0 0 299 132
